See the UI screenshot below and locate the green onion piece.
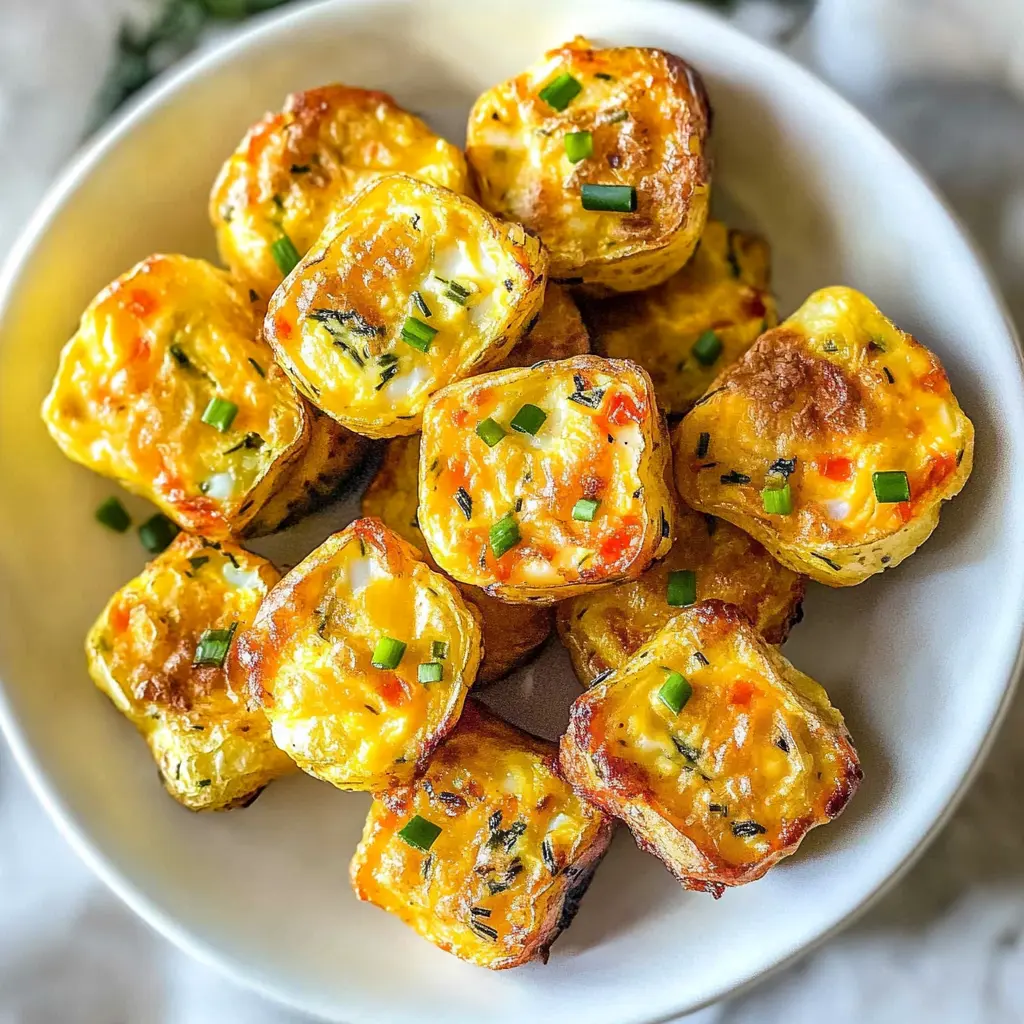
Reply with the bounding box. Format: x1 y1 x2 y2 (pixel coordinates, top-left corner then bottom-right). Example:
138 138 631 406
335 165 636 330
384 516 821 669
666 569 696 608
371 635 406 670
510 404 547 436
95 496 131 533
692 330 723 367
873 470 911 503
138 513 179 554
762 483 793 515
418 661 443 684
490 512 521 559
658 671 692 715
572 498 601 522
201 397 238 433
476 417 506 447
412 290 432 318
398 814 442 852
193 622 238 668
581 184 637 213
270 234 301 276
538 72 582 111
400 316 438 353
564 130 594 163
431 640 449 660
443 280 472 306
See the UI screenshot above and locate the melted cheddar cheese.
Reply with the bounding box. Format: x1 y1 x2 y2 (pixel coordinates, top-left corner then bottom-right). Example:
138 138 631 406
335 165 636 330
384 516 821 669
350 701 614 969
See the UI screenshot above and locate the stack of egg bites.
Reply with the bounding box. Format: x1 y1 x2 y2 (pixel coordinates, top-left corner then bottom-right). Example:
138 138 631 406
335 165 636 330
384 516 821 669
43 38 975 967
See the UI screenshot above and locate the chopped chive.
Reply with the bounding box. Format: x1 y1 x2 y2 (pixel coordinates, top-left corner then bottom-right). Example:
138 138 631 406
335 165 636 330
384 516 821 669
581 184 637 213
510 404 546 435
247 357 266 377
95 496 131 533
371 635 406 670
431 640 449 660
572 498 600 522
223 432 264 454
695 432 711 459
412 291 432 318
692 330 722 367
398 814 442 852
476 417 506 447
188 556 209 571
720 470 751 485
375 363 399 390
418 662 443 684
666 569 696 608
762 483 793 515
193 622 238 668
658 671 692 715
442 279 472 305
201 397 238 433
138 514 179 554
731 820 767 838
873 470 911 503
490 512 521 559
564 130 593 163
270 234 301 276
538 71 582 111
168 343 191 369
400 316 438 353
769 457 797 478
454 487 473 520
595 72 615 81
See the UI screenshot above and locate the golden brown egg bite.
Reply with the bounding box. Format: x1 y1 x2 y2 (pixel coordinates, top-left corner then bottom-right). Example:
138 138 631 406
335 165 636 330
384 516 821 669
351 700 614 969
361 436 553 684
210 85 469 299
497 283 590 370
560 600 860 895
418 355 674 602
263 173 547 438
85 533 294 811
674 287 975 586
557 505 805 687
466 36 711 295
238 518 481 791
584 220 777 416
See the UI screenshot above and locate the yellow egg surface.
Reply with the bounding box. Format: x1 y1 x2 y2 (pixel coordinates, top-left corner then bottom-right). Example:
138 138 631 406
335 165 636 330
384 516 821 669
466 36 711 295
264 174 547 437
674 286 975 585
350 700 614 969
585 220 777 415
41 254 309 539
210 85 469 298
237 518 482 791
85 532 293 811
557 505 805 686
418 355 674 602
560 601 861 895
361 436 553 684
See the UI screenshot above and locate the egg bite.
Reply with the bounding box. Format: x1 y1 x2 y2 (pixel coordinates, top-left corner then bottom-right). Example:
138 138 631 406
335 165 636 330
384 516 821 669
85 533 294 811
498 283 590 370
39 254 350 539
361 436 553 684
584 220 777 416
351 700 614 969
466 36 711 295
263 173 547 438
237 518 481 791
674 286 975 586
418 355 674 602
560 601 861 895
557 505 805 687
210 84 469 298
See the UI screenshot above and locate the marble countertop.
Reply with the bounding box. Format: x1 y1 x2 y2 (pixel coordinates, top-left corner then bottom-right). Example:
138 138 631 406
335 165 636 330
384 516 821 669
2 1 1023 1020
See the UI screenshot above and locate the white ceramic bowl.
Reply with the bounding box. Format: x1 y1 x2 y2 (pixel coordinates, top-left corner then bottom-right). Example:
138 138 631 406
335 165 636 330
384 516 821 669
1 1 1022 1021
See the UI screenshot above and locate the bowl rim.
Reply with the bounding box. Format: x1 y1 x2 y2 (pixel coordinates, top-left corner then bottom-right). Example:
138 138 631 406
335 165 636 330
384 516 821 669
1 0 1022 1020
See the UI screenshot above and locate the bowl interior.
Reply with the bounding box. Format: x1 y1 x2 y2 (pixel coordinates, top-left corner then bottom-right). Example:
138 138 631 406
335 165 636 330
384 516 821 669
0 1 1022 1022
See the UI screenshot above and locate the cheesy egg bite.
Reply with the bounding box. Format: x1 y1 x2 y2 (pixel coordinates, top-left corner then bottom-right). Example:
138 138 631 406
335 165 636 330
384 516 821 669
210 85 469 298
466 36 711 295
351 700 614 969
560 601 861 895
361 436 553 684
557 505 805 687
674 287 975 585
42 254 322 539
85 533 294 811
264 174 547 437
585 220 777 416
418 355 674 602
238 518 481 791
498 283 590 370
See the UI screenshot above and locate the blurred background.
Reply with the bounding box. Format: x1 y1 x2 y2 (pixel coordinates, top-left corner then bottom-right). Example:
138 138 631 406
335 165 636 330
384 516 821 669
1 0 1023 1021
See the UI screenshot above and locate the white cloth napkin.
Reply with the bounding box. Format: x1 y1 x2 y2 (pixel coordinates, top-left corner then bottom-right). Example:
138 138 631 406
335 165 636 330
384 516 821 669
2 2 1023 1021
